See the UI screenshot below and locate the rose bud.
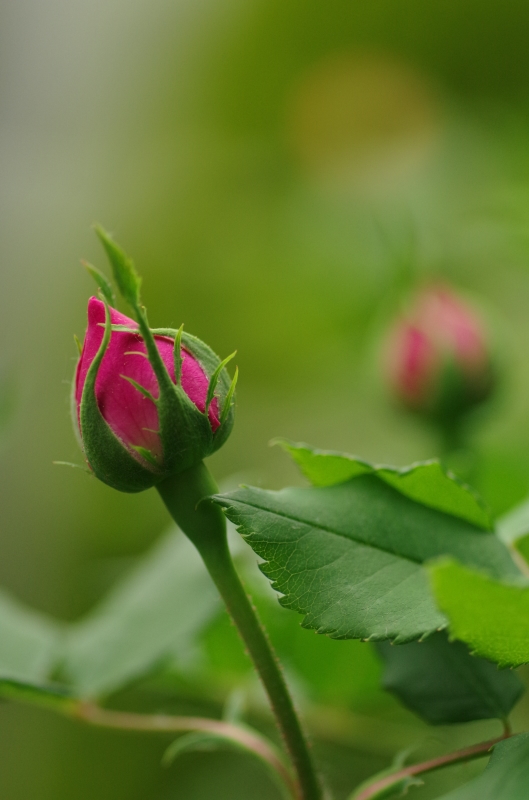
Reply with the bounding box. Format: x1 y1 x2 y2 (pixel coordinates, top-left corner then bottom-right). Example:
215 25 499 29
384 283 496 423
73 228 237 493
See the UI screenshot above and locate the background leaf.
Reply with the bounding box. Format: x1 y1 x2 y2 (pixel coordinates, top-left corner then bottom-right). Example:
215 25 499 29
429 560 529 667
375 631 523 725
279 441 492 530
213 476 518 644
433 733 529 799
0 588 61 683
62 529 220 698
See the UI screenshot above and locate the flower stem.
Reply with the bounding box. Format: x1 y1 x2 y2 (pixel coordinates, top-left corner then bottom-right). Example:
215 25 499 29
157 462 323 800
351 733 510 800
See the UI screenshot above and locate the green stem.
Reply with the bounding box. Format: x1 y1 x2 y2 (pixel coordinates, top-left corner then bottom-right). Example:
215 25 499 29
157 462 323 800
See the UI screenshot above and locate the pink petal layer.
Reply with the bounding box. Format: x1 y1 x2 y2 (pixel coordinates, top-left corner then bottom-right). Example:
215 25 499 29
75 297 219 463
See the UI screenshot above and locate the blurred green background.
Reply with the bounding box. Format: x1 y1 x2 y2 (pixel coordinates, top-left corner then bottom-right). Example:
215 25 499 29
3 0 529 797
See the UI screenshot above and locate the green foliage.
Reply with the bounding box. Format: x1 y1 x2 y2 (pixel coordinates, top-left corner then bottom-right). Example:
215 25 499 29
429 560 529 668
62 530 220 698
375 631 523 725
213 471 517 644
277 441 493 529
496 496 529 567
0 588 60 683
434 733 529 799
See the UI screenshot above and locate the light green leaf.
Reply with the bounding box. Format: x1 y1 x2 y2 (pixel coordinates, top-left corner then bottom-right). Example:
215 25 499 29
496 497 529 569
376 631 523 724
434 733 529 799
429 560 529 668
213 477 518 644
0 588 61 683
496 497 529 545
62 529 220 698
278 441 492 530
94 224 141 307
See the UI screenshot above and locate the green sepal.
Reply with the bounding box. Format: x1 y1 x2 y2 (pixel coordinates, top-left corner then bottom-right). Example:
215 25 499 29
82 260 115 305
130 445 160 468
221 366 238 425
134 309 215 478
79 299 160 492
151 327 236 457
173 324 184 385
180 330 236 454
94 224 141 307
120 374 158 404
206 351 236 414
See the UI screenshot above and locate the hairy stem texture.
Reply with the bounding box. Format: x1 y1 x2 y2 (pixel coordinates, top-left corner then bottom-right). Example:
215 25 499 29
157 462 323 800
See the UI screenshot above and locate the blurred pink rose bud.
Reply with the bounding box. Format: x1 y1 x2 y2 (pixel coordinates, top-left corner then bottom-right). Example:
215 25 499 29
384 284 496 422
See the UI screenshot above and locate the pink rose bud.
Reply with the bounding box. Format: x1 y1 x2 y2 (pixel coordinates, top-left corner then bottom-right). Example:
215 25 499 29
384 284 495 422
74 228 237 493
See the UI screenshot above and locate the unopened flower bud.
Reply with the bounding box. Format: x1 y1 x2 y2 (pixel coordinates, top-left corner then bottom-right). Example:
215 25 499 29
384 284 496 423
73 229 237 492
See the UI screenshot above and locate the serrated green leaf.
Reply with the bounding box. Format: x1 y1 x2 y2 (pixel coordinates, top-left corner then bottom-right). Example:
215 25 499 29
429 560 529 667
62 529 220 698
376 631 523 724
278 441 492 530
94 224 141 307
434 733 529 799
213 476 518 644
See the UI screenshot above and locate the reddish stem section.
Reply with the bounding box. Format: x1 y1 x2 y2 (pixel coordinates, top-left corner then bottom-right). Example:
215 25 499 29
75 701 298 799
353 734 510 800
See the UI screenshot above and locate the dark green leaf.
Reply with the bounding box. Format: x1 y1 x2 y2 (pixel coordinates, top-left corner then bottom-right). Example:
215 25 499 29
434 733 529 799
376 631 523 724
278 441 492 530
213 477 518 644
429 560 529 667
